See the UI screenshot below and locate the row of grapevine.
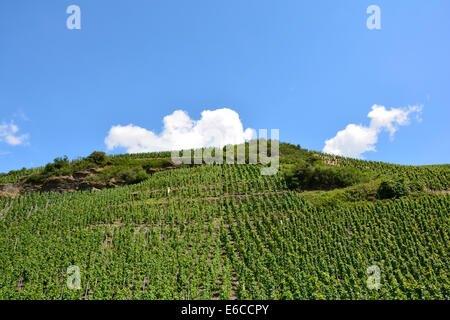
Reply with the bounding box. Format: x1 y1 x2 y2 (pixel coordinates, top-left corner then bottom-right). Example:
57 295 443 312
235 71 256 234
0 164 448 299
317 153 450 190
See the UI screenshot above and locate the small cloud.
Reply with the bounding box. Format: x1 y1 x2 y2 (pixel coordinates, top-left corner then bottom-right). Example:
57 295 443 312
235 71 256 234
12 109 30 122
323 104 422 158
105 108 255 153
0 151 12 156
0 122 30 146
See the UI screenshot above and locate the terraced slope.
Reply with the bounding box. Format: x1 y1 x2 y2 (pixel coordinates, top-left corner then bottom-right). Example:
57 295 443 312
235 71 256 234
0 164 448 299
318 153 450 190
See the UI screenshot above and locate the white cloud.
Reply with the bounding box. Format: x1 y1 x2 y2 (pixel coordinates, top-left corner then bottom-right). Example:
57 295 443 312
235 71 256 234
323 104 422 158
105 108 255 153
0 122 29 146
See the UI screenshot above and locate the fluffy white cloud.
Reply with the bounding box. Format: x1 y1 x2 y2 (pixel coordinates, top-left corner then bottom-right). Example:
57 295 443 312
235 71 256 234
323 105 422 158
105 108 255 153
0 122 29 146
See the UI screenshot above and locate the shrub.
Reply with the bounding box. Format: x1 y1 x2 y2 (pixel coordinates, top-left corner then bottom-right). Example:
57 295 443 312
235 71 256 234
26 174 45 184
71 158 96 172
116 166 149 184
44 156 71 176
8 168 27 175
285 160 309 189
409 180 425 192
377 176 411 199
87 151 108 166
142 159 173 171
285 162 367 191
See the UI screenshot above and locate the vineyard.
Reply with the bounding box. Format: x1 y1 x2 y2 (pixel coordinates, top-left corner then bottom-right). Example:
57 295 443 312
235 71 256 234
0 167 44 185
317 152 450 191
0 151 449 300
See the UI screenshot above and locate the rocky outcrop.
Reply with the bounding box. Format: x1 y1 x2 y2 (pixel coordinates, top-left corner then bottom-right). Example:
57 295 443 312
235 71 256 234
0 183 21 198
0 169 114 197
0 165 178 198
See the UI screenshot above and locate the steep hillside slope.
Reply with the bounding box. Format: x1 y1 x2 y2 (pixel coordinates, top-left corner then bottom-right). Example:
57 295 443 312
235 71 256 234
0 159 448 299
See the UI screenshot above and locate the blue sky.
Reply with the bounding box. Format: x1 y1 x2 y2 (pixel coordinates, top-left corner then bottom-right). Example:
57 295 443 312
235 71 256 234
0 0 449 172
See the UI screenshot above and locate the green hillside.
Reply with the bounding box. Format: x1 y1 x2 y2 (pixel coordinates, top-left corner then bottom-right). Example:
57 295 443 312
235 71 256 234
0 144 448 299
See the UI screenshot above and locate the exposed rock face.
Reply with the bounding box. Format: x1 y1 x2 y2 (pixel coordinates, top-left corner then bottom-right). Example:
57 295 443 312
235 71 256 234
0 165 178 198
0 183 21 198
0 169 113 196
41 176 77 192
72 171 91 179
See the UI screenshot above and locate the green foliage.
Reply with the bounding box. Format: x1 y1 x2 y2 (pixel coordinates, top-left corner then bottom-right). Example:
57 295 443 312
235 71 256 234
87 165 150 185
0 144 448 301
280 143 317 161
141 159 172 171
318 152 450 191
44 156 71 176
0 164 448 300
300 179 381 208
285 161 368 191
111 151 172 160
0 167 44 184
376 176 423 199
25 173 45 184
20 152 113 185
115 166 149 184
408 180 426 192
70 158 97 172
111 158 173 171
41 152 112 178
87 151 108 166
